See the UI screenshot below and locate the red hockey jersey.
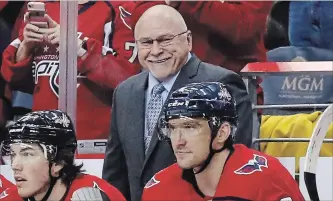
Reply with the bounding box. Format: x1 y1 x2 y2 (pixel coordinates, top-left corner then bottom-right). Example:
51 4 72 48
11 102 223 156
0 175 14 194
142 144 305 201
0 174 125 201
1 1 140 141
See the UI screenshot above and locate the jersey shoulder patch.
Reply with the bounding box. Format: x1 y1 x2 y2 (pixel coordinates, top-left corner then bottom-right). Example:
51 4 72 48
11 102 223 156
234 154 268 175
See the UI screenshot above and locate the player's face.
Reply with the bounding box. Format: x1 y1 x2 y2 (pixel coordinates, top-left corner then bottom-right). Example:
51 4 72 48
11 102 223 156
135 16 192 81
9 143 51 198
169 118 211 170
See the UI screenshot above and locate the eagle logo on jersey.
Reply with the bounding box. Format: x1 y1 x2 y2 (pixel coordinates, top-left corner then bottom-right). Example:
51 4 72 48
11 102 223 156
234 154 268 175
119 6 132 30
144 175 160 189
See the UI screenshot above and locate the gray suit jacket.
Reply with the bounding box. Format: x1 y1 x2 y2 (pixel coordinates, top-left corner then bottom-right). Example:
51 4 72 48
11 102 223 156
102 55 252 201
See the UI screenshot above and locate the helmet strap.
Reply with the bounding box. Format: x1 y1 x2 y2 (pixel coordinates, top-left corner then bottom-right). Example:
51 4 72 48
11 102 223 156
194 131 227 175
28 163 59 201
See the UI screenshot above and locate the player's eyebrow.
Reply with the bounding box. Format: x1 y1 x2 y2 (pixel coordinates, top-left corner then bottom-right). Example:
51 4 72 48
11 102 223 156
170 121 201 126
20 147 35 152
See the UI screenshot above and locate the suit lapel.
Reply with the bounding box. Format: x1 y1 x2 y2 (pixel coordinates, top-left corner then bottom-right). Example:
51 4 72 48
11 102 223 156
142 54 201 169
130 72 148 165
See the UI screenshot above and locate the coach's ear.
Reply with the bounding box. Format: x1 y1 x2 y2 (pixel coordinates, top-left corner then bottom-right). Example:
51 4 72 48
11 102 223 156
51 162 64 177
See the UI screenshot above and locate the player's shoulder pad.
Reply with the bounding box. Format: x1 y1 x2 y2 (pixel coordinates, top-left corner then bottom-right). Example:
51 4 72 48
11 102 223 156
144 163 181 189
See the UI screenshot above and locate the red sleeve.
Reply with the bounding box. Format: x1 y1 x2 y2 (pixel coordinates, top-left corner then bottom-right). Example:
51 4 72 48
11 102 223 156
77 4 141 90
177 1 272 45
77 38 140 90
259 159 305 201
1 21 34 93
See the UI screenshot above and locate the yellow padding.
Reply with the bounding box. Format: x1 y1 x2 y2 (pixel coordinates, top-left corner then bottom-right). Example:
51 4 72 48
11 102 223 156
260 111 333 172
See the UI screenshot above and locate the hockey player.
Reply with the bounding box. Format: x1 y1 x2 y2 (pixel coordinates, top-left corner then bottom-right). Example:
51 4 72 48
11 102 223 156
0 110 125 201
142 82 305 201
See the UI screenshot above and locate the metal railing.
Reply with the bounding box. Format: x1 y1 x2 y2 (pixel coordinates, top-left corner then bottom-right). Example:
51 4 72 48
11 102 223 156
240 63 333 150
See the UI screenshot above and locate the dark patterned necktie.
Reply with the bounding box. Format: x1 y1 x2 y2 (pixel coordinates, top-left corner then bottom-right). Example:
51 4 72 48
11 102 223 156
144 83 165 155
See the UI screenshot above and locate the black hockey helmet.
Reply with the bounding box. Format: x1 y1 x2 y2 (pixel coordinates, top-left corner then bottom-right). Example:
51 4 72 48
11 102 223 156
158 82 238 174
1 110 77 161
159 82 237 140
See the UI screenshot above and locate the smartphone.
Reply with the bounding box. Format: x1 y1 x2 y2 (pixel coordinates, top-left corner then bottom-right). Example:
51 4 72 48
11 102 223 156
27 2 48 28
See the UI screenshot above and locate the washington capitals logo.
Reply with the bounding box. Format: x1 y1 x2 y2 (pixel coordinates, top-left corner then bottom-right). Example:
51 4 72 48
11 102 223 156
119 6 132 30
234 154 268 175
144 175 160 189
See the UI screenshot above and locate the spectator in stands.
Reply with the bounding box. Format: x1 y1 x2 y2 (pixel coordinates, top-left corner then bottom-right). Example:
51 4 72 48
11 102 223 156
264 1 290 51
268 1 333 61
289 1 333 52
131 1 272 134
1 1 140 143
102 5 251 201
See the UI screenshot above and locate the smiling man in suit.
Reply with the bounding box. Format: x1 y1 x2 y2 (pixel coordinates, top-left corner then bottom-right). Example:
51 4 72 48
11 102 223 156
102 5 252 201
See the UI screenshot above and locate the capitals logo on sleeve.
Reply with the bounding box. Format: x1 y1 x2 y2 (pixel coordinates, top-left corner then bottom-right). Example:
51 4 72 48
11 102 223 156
144 175 160 189
234 154 268 175
119 6 132 30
